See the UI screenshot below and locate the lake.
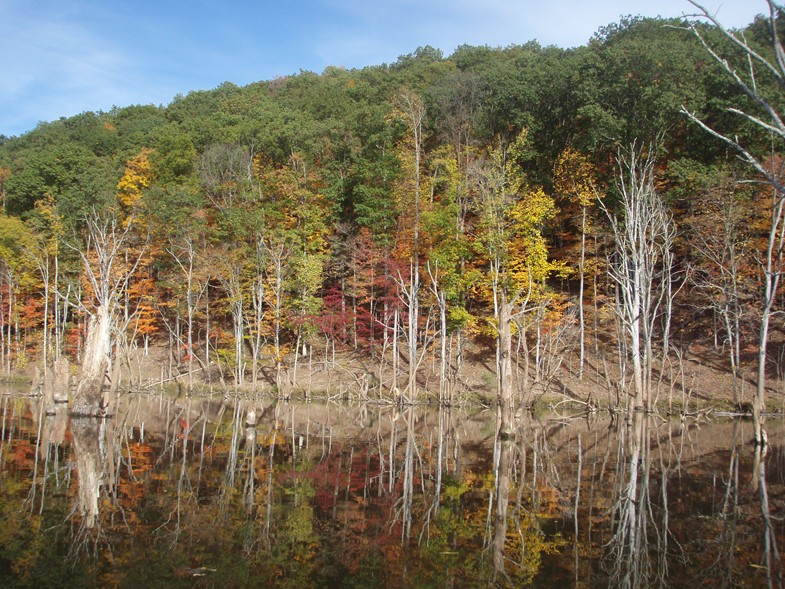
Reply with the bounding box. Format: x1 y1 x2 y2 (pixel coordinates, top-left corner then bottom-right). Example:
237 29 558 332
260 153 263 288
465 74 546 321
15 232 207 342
0 389 782 588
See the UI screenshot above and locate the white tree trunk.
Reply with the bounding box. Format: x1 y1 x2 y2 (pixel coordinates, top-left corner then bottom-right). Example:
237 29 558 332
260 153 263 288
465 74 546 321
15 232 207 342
72 306 110 416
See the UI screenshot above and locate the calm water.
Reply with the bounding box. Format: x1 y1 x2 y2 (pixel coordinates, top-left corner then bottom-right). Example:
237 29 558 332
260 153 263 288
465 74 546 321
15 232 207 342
0 390 782 588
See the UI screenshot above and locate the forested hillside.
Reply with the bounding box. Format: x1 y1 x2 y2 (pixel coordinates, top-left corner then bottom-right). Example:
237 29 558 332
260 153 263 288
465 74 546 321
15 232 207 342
0 9 780 427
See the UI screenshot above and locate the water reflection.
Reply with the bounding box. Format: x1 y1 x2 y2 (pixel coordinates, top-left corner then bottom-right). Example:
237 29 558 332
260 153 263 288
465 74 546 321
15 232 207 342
491 437 514 583
0 391 782 588
71 418 104 530
755 443 784 588
604 412 669 588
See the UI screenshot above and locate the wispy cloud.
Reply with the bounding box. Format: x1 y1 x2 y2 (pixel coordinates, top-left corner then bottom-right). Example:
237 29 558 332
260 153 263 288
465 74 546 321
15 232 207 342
0 1 188 135
2 4 121 130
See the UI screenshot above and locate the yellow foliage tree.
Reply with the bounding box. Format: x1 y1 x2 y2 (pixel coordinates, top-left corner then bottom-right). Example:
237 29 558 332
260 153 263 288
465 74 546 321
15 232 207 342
117 148 154 210
471 131 563 435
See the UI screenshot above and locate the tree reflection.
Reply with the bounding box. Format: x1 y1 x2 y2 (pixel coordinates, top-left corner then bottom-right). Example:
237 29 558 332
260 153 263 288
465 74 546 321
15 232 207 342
491 436 515 583
68 416 117 562
71 419 101 529
482 417 565 587
605 412 665 588
32 403 68 515
754 443 783 588
699 420 742 586
39 403 68 460
396 407 417 542
2 393 783 587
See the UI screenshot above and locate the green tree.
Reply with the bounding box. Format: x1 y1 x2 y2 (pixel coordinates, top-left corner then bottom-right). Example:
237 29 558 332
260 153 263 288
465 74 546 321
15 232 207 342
576 17 713 161
150 125 197 184
423 146 478 401
4 143 116 219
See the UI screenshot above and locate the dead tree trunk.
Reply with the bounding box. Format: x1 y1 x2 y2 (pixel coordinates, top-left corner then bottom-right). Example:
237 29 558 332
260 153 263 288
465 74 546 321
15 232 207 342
498 297 516 438
600 144 675 412
70 212 143 416
43 356 70 413
72 306 110 416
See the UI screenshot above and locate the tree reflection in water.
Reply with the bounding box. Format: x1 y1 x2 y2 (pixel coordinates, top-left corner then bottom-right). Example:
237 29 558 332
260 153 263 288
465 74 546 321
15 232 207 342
604 411 664 587
491 436 514 584
0 391 782 588
754 442 783 588
69 416 116 561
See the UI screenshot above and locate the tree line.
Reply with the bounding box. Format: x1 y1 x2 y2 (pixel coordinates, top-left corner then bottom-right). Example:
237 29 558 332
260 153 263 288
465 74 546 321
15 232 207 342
0 3 781 441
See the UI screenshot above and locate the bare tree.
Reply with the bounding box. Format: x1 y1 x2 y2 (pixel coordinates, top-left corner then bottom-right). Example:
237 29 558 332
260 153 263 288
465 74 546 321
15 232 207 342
247 233 267 387
427 260 449 403
213 245 247 387
600 144 676 411
681 0 785 444
688 175 750 405
199 143 254 211
70 212 145 416
167 236 209 389
393 89 425 398
255 234 292 393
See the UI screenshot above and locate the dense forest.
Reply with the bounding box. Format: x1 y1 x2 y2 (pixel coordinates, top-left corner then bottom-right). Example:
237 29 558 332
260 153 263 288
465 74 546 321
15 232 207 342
0 5 782 438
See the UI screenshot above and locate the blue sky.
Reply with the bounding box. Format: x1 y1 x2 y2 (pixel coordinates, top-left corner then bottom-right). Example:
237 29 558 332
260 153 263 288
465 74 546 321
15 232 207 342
0 0 764 137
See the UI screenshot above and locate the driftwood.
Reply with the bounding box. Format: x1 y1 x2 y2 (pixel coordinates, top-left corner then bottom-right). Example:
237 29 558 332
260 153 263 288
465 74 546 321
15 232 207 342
44 357 72 414
43 368 55 412
53 358 71 402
